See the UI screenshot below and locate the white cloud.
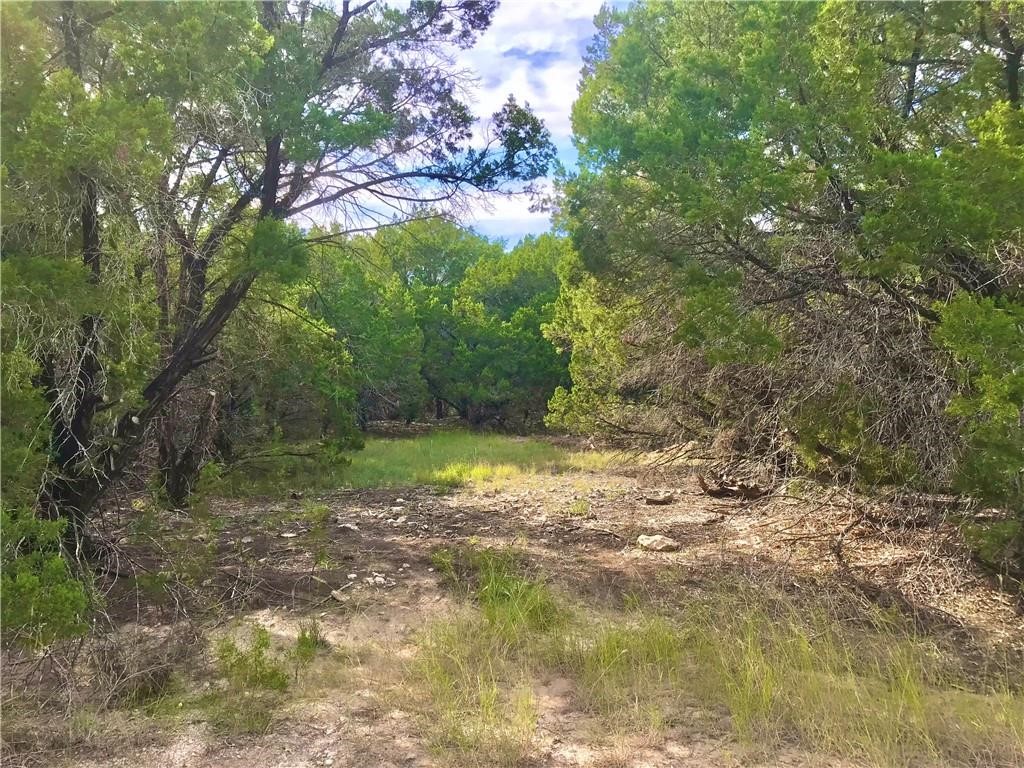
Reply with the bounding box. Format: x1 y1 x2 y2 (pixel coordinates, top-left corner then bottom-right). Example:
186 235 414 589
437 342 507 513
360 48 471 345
467 187 553 243
461 1 601 137
458 1 602 240
307 1 599 242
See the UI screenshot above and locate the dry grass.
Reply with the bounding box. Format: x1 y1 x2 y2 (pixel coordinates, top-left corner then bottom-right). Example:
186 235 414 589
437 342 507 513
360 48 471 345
407 545 1024 767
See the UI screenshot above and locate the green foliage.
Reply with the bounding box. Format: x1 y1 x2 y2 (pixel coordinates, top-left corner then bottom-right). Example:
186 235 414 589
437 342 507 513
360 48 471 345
311 222 570 429
240 219 310 281
544 249 634 432
1 0 555 648
553 0 1024 516
936 295 1024 513
194 441 353 499
207 620 334 735
962 521 1024 580
0 508 88 648
0 346 49 511
215 624 290 693
305 236 429 424
790 383 922 487
218 280 360 445
294 619 330 668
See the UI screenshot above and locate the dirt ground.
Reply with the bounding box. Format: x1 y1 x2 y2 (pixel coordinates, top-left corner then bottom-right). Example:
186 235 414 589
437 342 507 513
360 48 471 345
10 462 1023 768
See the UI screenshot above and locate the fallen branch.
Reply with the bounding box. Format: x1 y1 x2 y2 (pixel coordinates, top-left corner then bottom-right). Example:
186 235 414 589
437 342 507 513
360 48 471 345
696 473 768 500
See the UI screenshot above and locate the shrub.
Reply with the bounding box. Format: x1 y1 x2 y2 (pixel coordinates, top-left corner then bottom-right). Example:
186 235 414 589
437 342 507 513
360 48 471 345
292 619 330 679
215 624 290 692
0 506 88 649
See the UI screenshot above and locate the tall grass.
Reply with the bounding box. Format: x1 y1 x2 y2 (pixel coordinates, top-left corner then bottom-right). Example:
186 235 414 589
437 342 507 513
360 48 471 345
409 546 1024 767
414 616 538 766
411 547 562 765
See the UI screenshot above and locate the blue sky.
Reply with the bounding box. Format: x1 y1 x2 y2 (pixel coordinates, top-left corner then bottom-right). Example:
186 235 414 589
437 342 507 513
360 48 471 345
456 1 606 243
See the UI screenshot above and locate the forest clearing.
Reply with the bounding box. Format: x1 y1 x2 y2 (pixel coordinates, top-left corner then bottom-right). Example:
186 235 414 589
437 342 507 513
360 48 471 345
5 429 1023 767
2 1 1023 767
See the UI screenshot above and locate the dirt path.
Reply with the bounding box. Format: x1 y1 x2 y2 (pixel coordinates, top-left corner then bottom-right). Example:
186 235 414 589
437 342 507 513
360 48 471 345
45 466 1024 768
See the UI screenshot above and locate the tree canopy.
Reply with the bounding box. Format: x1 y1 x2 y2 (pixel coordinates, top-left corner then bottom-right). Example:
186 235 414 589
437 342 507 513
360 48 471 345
1 0 1021 649
551 0 1022 546
1 0 555 645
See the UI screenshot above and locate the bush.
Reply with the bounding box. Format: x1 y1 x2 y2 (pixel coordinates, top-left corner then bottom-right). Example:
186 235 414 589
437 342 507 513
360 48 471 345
0 506 88 648
937 298 1024 501
215 624 290 692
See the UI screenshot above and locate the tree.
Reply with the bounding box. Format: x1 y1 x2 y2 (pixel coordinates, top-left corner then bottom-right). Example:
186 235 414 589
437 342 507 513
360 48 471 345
455 234 570 426
304 235 429 426
555 0 1023 526
2 1 555 554
362 218 504 418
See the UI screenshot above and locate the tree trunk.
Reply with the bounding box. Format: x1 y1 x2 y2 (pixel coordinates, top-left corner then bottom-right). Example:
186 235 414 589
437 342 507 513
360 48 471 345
40 272 259 543
38 4 107 556
160 388 218 506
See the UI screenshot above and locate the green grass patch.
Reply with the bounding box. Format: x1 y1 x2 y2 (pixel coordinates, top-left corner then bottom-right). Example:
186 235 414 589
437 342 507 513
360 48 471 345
410 546 566 764
410 546 1024 767
194 431 614 498
431 546 565 642
142 620 338 739
413 616 538 766
342 431 614 489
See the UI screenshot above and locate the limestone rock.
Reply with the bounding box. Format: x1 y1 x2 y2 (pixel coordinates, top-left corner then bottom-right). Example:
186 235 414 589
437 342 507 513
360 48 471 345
637 534 680 552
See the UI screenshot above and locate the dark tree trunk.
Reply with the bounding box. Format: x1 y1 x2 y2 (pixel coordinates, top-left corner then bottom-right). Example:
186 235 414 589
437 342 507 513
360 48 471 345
40 271 259 545
38 4 107 556
1006 47 1021 108
160 389 218 506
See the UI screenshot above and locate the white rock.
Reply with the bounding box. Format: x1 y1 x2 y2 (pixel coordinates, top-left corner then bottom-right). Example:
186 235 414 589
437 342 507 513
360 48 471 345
637 534 681 552
347 573 358 580
241 536 254 544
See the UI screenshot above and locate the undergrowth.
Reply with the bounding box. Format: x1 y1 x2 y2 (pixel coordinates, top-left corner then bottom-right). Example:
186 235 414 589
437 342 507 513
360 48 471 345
191 431 614 498
194 440 352 498
155 620 333 738
410 545 1024 767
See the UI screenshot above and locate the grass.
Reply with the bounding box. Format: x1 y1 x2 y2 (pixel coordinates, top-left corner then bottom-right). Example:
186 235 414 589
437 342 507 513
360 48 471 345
142 620 338 738
414 616 538 766
408 545 1024 767
413 548 553 765
342 431 614 489
195 430 615 498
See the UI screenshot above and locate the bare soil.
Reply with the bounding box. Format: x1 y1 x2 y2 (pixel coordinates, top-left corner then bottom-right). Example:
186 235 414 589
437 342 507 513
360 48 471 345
9 462 1023 768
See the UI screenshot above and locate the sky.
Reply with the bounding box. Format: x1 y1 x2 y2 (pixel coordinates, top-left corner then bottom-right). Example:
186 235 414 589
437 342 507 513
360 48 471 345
456 1 606 243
